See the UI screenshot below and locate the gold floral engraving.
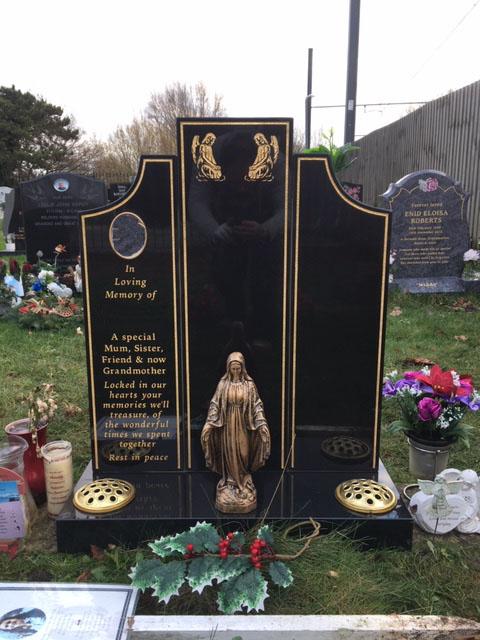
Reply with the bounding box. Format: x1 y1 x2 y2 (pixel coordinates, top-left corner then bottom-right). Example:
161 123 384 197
192 133 225 182
245 133 279 182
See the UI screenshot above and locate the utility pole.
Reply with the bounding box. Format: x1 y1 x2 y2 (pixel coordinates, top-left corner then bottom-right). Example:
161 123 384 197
305 48 313 149
344 0 361 144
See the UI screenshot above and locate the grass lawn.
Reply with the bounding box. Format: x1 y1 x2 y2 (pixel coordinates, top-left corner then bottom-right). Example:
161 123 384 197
0 289 479 619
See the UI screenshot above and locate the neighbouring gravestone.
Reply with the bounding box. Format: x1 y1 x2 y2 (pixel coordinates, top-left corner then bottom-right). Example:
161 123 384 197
381 170 470 293
20 173 107 266
56 125 412 553
108 182 131 202
3 188 25 250
0 186 12 207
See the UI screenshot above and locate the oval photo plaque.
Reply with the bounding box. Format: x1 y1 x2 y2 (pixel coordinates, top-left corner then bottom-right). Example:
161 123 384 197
109 212 147 259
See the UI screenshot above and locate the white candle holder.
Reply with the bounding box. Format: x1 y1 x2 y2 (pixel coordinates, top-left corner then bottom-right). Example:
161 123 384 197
41 440 73 518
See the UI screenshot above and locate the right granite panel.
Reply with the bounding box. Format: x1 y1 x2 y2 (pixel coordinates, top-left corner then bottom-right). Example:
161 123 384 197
290 155 390 472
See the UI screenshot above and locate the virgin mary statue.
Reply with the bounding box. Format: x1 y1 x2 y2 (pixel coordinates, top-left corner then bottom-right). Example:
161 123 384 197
201 352 271 513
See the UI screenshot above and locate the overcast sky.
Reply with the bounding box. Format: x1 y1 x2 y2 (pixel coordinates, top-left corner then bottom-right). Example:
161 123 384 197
2 0 479 145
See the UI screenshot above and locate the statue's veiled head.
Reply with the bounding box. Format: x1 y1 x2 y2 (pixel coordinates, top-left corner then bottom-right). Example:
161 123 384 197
225 351 250 381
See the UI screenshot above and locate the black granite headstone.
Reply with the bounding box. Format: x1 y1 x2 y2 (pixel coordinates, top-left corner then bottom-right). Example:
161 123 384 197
57 126 412 553
381 170 470 293
290 156 390 471
80 157 182 474
3 188 25 250
21 173 107 265
178 119 292 470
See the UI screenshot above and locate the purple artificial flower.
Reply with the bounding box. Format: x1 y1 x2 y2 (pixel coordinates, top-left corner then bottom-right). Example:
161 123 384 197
418 397 443 422
382 380 397 397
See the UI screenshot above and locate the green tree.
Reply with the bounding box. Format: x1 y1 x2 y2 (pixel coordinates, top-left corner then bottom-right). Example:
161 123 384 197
0 85 80 185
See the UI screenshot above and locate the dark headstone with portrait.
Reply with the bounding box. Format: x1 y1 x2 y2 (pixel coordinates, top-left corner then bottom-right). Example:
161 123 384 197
56 124 412 553
381 170 470 293
20 173 107 266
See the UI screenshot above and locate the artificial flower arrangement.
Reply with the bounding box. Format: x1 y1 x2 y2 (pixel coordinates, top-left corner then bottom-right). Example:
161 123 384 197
463 248 480 281
383 365 479 447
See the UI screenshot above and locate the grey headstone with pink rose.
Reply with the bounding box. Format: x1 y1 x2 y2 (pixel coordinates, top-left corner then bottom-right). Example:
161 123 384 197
381 170 470 293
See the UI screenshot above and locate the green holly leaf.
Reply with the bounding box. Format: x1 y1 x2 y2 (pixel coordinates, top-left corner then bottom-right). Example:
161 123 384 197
149 537 180 558
187 557 221 594
129 559 166 591
188 556 250 595
257 525 274 545
268 561 293 588
166 521 220 554
217 567 269 614
151 560 187 605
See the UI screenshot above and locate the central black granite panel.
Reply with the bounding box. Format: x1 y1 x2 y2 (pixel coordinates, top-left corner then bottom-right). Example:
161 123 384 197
291 156 390 471
178 120 292 470
80 158 181 475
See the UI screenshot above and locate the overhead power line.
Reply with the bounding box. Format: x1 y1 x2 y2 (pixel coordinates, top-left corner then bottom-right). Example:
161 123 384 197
410 0 480 80
311 101 427 109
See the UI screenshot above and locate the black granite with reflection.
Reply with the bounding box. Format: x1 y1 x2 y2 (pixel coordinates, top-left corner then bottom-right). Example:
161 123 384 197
56 461 412 552
291 156 390 472
178 120 292 469
80 157 182 475
21 173 107 265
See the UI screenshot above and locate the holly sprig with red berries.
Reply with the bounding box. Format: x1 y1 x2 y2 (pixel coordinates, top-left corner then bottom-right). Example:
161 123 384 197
130 521 315 614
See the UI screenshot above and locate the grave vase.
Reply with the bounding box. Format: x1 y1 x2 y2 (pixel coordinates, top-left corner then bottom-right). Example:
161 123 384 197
4 418 48 503
406 432 454 480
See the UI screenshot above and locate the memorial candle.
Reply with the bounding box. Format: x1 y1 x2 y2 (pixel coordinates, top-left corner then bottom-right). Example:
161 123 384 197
41 441 73 517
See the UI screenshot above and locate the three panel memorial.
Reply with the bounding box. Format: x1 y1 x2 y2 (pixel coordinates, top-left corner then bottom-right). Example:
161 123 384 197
57 119 412 551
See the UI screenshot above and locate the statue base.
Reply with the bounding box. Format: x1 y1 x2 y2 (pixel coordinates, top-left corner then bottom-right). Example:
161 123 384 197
215 477 257 513
56 460 413 553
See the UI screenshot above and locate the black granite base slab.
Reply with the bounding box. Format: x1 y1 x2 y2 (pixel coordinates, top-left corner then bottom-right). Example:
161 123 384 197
56 460 413 553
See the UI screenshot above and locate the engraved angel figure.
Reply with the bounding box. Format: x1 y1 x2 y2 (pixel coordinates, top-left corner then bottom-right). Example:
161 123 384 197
245 133 279 182
418 476 464 519
192 133 225 182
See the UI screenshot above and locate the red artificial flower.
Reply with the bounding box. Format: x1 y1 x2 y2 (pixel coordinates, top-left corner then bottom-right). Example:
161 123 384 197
54 244 67 254
18 306 30 314
414 364 472 398
22 263 33 273
9 259 19 276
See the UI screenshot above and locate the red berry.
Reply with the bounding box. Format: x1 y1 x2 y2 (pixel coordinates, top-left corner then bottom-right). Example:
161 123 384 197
227 532 234 540
186 543 194 552
220 551 228 559
259 540 267 548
